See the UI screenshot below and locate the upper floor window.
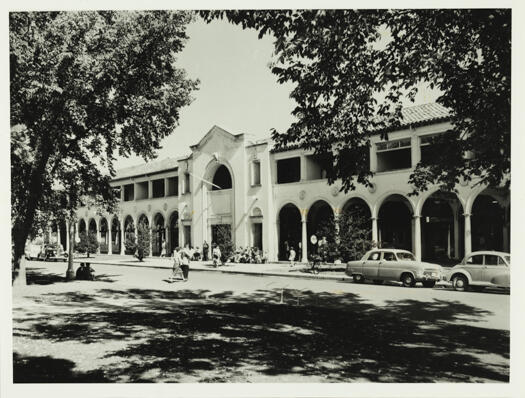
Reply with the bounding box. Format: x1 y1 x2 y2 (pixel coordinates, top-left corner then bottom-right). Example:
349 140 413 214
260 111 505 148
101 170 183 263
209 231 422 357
123 184 134 201
212 165 232 190
167 176 178 196
152 179 165 198
251 160 261 186
277 157 301 184
376 138 411 172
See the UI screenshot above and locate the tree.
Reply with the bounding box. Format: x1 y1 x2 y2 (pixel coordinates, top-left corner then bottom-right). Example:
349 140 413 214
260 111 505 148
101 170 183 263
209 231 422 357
76 231 99 258
201 10 510 193
214 225 234 263
124 231 137 257
135 222 151 261
11 11 199 285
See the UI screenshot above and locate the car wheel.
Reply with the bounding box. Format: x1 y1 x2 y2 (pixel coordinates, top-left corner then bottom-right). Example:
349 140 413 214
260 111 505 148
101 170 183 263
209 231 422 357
373 279 383 285
401 273 416 287
422 281 436 288
353 274 365 283
452 275 469 292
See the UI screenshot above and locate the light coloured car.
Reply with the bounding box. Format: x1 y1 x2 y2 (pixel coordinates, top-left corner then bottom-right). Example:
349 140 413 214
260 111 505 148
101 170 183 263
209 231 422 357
24 242 43 260
447 251 510 292
346 249 443 287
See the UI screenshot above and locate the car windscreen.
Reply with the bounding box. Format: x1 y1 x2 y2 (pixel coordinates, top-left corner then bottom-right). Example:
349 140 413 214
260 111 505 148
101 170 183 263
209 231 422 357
396 252 415 261
505 255 510 265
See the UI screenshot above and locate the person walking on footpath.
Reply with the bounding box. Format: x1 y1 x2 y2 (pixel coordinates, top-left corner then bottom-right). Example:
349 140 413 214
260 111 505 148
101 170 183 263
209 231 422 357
170 247 182 281
289 246 296 267
202 240 209 261
180 248 190 281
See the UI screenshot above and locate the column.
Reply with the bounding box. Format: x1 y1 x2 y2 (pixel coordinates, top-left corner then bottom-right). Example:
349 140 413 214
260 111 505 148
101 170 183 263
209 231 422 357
464 213 472 256
148 215 153 257
95 219 101 254
148 180 153 199
75 221 80 243
300 155 307 181
57 223 61 249
413 215 422 261
301 216 308 263
120 219 126 255
164 178 168 197
410 135 420 168
65 221 70 252
371 217 378 245
453 210 459 259
274 220 280 262
108 221 112 255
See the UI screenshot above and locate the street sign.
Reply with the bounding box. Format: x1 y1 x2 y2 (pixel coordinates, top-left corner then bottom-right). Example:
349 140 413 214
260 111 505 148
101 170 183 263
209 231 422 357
310 234 317 245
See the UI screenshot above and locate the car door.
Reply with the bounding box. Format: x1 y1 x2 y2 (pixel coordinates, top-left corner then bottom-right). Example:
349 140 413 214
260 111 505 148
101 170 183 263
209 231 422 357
464 254 485 282
482 254 510 287
362 251 381 279
378 251 399 280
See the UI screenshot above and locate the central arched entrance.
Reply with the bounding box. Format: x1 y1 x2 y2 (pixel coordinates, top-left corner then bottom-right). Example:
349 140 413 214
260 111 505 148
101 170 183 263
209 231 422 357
152 213 165 256
421 191 464 264
278 203 301 260
307 200 334 255
378 194 413 251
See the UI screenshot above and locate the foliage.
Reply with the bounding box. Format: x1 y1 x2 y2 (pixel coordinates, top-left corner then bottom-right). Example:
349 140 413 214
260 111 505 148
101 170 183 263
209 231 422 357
135 222 151 261
214 225 234 263
99 242 108 253
315 206 374 262
201 10 510 193
76 231 99 257
10 11 198 283
124 231 137 256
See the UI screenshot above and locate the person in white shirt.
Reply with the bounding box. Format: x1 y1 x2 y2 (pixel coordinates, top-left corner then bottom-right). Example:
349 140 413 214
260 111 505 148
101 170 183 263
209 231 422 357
289 247 296 267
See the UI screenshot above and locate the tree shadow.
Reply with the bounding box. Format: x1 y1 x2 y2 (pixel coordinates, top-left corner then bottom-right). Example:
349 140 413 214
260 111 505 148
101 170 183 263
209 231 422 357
13 352 109 383
25 267 119 285
13 287 509 383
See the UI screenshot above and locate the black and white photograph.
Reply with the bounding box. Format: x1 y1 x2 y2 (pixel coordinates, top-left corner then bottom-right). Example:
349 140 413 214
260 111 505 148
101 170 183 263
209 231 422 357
3 2 523 397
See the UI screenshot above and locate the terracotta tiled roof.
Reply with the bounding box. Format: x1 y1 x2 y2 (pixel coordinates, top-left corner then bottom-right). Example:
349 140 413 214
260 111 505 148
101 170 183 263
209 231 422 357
114 157 181 180
399 103 450 127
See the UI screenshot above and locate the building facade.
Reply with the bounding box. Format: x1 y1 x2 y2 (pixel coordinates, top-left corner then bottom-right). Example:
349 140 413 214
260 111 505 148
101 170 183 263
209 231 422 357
53 103 510 263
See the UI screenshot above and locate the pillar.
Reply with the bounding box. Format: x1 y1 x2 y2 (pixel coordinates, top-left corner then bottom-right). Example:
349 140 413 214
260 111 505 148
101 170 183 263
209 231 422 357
410 135 420 168
274 220 280 262
413 215 422 261
300 155 307 181
371 217 378 245
301 217 308 263
453 210 459 259
95 219 101 254
65 221 70 252
120 219 126 255
75 221 80 243
148 215 153 257
56 223 61 249
464 213 472 256
108 220 112 255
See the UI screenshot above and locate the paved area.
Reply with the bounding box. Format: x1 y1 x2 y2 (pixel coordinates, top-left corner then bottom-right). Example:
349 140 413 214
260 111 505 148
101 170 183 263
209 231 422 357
12 260 509 383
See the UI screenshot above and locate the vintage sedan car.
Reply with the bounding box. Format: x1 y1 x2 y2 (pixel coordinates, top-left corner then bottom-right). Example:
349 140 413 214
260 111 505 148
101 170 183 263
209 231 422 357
345 249 443 287
447 251 510 291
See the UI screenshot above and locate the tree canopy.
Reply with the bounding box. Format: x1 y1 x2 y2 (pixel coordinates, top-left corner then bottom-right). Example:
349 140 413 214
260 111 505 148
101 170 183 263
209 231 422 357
10 11 199 283
201 9 510 193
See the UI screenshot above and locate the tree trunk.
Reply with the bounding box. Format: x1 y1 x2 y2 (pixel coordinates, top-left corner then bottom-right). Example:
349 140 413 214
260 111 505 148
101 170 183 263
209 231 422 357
66 219 76 280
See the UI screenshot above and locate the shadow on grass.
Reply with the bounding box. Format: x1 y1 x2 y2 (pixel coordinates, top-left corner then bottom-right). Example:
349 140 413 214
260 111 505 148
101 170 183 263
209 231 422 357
13 353 109 382
13 287 509 383
26 267 119 285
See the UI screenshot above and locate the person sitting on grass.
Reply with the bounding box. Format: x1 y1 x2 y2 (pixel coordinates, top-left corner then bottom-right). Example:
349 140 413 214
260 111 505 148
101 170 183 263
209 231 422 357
76 263 86 280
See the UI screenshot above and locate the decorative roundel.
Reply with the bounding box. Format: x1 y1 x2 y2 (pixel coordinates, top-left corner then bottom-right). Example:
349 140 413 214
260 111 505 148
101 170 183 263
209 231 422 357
368 183 377 194
147 204 151 212
331 186 340 197
299 190 306 200
163 203 168 211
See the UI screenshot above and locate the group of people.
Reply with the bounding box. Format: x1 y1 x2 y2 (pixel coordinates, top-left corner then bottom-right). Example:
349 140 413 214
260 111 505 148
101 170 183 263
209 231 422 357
169 246 192 281
229 246 268 264
76 263 95 280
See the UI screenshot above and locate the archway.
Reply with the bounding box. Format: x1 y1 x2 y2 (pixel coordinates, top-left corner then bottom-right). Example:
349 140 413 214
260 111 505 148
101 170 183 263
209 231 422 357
472 190 508 252
342 197 372 239
152 213 165 256
99 218 109 253
421 191 464 264
307 200 334 255
124 216 135 255
212 164 232 190
111 217 121 254
78 219 86 234
278 203 301 260
169 211 179 254
378 194 413 251
88 218 97 234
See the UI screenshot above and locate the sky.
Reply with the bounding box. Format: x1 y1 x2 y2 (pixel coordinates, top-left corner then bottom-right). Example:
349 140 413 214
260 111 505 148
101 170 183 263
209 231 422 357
114 16 440 170
114 18 297 169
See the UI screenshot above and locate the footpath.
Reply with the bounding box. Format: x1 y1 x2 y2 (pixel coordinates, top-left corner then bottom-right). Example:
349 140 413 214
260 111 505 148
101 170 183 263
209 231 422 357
72 254 352 281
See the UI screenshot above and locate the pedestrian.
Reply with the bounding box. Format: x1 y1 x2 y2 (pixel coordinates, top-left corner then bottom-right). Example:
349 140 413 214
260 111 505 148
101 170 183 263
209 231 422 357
212 244 222 267
170 247 182 280
180 249 190 281
202 240 209 261
289 246 296 267
160 241 166 257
